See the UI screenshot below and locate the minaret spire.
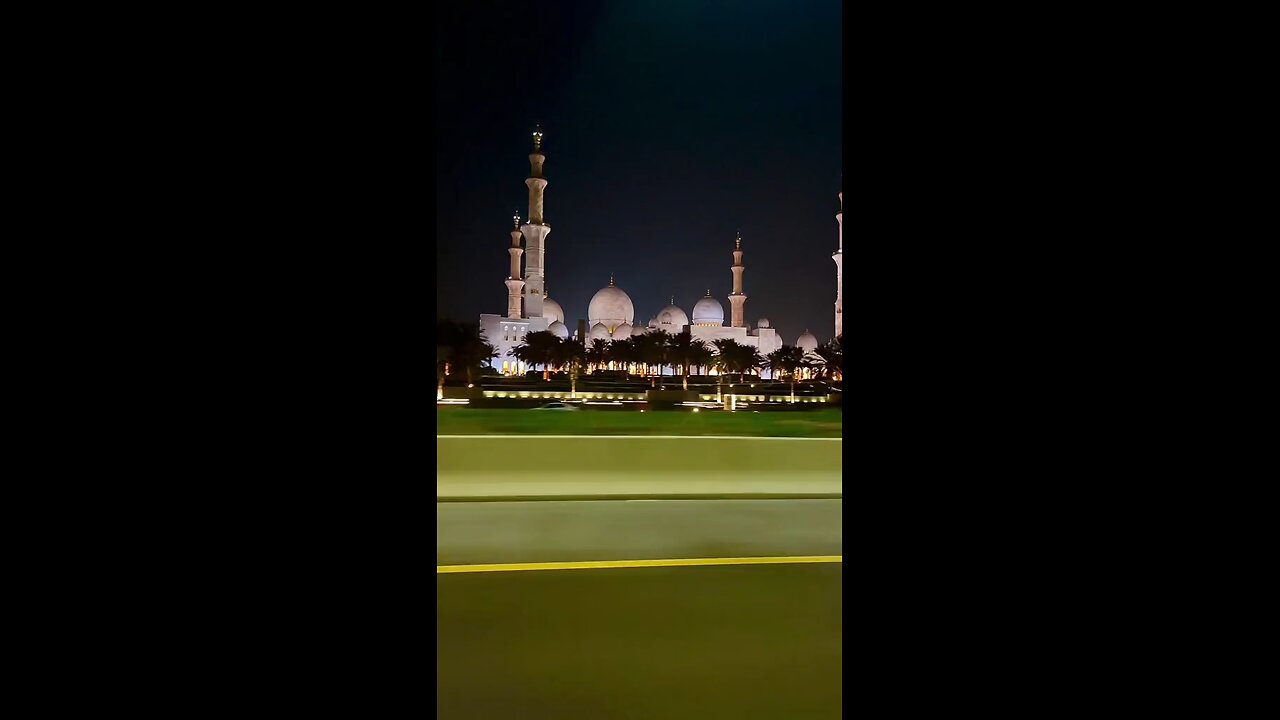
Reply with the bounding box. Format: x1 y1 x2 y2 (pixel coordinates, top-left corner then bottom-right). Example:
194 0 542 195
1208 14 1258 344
833 191 842 339
728 232 747 328
521 126 550 320
504 214 525 319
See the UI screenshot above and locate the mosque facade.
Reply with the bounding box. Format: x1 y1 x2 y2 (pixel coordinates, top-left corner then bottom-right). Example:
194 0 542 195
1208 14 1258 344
480 129 834 375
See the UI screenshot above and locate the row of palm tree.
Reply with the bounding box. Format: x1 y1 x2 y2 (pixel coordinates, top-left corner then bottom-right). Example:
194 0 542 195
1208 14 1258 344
510 331 843 396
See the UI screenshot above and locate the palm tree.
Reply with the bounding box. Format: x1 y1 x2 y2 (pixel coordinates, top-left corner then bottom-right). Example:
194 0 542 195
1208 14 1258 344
509 343 535 375
585 338 610 372
739 346 763 378
689 342 714 379
814 336 842 381
436 320 497 390
552 336 586 397
608 336 638 375
515 330 561 380
766 345 805 402
665 332 709 391
633 332 669 386
711 339 735 400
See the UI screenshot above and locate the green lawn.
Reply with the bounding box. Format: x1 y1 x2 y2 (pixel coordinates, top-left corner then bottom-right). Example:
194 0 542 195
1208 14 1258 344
437 564 842 719
437 408 843 438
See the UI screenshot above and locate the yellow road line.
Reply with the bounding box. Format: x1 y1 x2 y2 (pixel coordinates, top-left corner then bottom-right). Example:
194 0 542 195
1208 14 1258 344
437 555 842 574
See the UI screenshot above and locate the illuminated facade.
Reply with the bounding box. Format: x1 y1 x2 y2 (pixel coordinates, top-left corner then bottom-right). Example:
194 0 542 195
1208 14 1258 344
479 128 556 370
479 129 793 374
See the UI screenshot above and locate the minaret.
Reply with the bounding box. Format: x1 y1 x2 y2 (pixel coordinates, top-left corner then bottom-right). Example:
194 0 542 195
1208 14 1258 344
504 213 524 319
521 126 550 319
833 192 842 339
728 231 747 328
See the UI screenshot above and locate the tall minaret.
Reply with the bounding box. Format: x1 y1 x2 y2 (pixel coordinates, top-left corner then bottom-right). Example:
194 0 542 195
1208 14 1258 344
728 231 747 328
521 126 550 320
833 191 843 339
504 213 524 319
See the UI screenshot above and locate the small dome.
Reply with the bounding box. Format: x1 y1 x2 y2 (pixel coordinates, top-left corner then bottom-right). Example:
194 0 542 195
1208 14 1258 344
589 322 610 341
796 331 819 352
588 281 634 330
756 318 771 328
612 323 632 339
548 320 569 339
692 295 724 326
658 305 689 327
542 297 565 325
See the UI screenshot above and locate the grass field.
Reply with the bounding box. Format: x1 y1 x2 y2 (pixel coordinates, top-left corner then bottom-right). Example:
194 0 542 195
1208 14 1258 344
437 407 842 437
437 563 842 719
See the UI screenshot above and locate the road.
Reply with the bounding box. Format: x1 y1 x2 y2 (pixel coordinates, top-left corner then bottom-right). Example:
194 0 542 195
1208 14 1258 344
437 499 843 719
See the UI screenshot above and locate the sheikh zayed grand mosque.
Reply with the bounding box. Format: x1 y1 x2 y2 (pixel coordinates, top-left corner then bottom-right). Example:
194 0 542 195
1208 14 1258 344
479 129 842 375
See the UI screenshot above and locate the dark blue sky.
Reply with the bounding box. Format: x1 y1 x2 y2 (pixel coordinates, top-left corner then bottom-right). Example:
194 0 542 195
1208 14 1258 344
437 0 842 343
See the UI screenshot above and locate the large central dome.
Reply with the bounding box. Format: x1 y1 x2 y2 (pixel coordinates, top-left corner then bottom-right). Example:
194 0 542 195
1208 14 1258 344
588 279 634 332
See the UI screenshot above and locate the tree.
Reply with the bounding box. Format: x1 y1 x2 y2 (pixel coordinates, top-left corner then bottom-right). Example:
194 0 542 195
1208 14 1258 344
665 332 709 391
509 343 535 374
633 332 670 386
766 345 805 402
712 338 740 400
515 330 560 380
608 336 638 374
814 336 842 381
738 346 763 378
436 320 496 389
551 336 586 397
586 338 610 372
689 342 714 378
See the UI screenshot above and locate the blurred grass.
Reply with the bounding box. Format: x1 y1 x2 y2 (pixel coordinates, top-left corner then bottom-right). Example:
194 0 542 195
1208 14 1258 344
437 564 842 719
437 408 843 438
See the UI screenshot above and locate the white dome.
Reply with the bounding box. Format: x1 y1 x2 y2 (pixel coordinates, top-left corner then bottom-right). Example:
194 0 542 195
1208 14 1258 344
692 295 724 326
588 283 634 331
548 320 569 339
612 323 632 339
589 322 610 341
756 318 771 328
657 305 689 327
542 297 565 325
796 331 819 352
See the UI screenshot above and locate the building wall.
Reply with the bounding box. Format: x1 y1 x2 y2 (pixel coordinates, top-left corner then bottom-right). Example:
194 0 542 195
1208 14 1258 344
479 314 549 372
690 325 750 345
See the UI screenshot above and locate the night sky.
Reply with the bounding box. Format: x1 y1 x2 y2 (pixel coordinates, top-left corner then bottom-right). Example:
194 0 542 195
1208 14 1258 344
437 0 842 343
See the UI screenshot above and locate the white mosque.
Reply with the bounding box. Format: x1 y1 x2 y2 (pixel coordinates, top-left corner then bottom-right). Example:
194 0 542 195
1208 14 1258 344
479 129 840 375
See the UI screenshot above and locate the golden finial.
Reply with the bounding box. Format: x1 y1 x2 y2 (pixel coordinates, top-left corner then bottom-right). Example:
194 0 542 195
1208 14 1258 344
609 273 615 286
670 295 675 306
513 212 521 229
532 124 543 152
735 230 741 249
706 289 711 296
